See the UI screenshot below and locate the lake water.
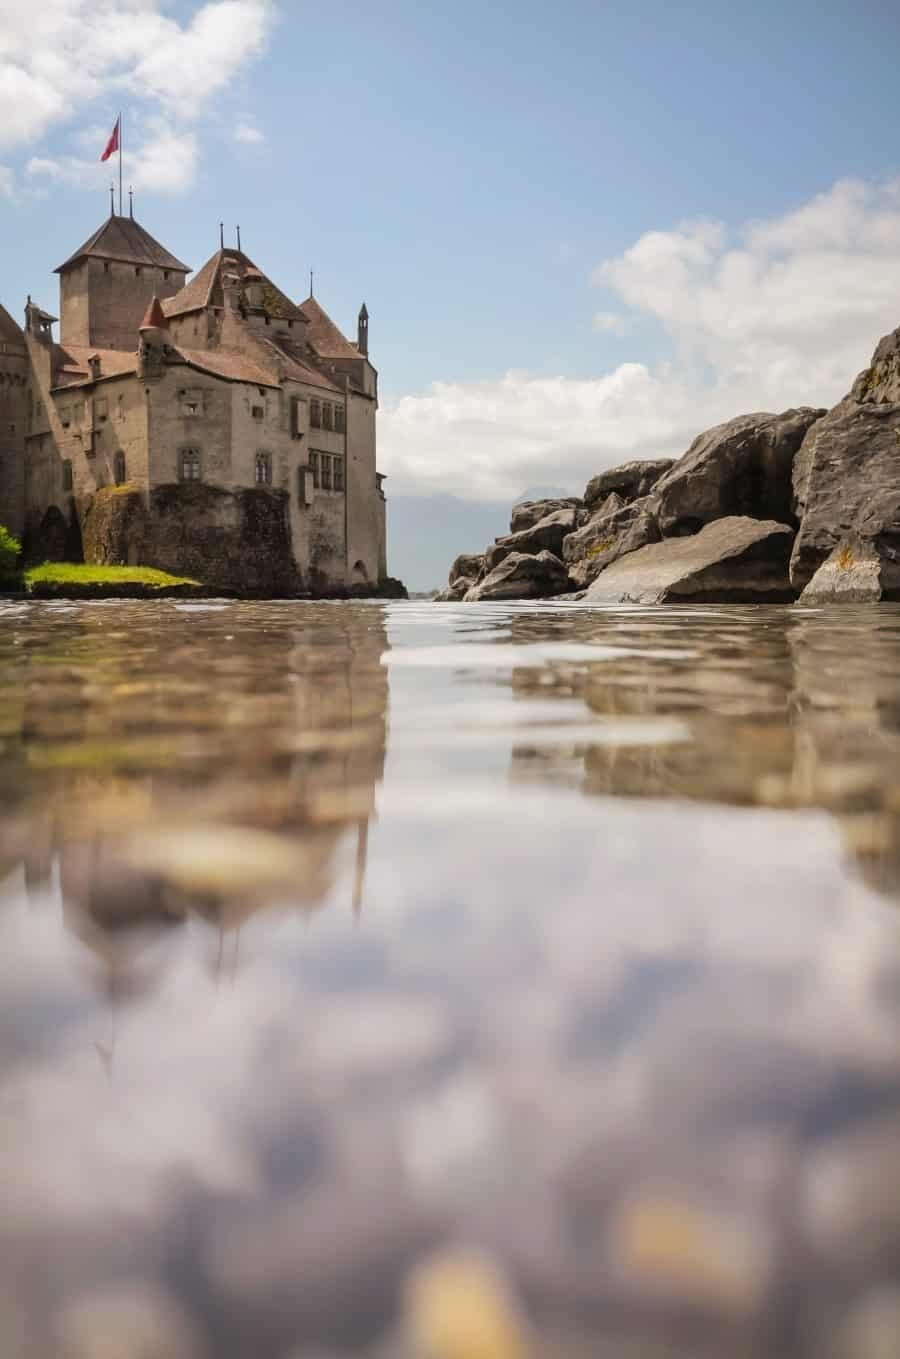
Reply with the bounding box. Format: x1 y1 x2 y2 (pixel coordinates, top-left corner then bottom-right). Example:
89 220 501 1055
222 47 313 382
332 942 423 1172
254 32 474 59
1 599 900 1358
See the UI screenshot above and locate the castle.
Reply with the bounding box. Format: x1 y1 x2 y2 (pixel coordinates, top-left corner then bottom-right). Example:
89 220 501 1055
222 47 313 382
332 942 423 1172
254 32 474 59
0 207 388 594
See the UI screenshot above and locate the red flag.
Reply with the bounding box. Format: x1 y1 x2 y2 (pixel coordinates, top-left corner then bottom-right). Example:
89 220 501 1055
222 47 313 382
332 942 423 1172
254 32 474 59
100 118 120 163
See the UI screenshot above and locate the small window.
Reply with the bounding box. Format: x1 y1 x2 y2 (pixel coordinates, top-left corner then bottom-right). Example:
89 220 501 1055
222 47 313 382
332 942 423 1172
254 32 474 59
185 402 199 416
310 399 321 429
62 459 73 491
255 451 271 485
322 402 333 432
60 406 71 429
333 455 344 492
135 266 142 277
8 423 14 435
164 271 170 281
251 405 264 420
117 394 125 421
95 397 108 423
334 404 344 434
321 453 332 490
288 320 293 329
290 396 303 439
309 450 320 488
180 447 201 481
114 450 126 485
104 262 110 274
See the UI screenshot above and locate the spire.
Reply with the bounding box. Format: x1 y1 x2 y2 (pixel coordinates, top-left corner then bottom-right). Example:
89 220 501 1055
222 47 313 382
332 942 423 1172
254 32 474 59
139 296 168 332
357 301 369 357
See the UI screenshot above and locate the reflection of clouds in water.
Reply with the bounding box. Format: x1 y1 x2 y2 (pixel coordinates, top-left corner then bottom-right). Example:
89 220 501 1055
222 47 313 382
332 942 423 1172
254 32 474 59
1 603 900 1355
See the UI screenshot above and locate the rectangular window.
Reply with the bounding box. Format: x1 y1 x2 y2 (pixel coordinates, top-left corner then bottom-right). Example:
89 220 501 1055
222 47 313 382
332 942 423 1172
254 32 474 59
60 406 71 429
322 402 333 431
321 453 332 490
117 394 125 422
290 396 304 439
333 455 344 492
95 397 108 423
164 271 170 281
309 450 320 488
310 399 321 429
62 459 73 491
334 405 344 434
251 405 264 419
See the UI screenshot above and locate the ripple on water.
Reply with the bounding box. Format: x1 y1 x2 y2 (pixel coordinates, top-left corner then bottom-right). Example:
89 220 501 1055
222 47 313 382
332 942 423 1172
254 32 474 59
0 599 899 1357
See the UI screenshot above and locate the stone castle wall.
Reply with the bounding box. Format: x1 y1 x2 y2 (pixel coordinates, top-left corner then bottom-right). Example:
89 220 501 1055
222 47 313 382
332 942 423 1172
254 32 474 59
81 482 301 594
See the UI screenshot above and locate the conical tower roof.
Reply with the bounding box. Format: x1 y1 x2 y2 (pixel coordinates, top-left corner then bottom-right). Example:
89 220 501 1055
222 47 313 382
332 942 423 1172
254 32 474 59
56 213 190 274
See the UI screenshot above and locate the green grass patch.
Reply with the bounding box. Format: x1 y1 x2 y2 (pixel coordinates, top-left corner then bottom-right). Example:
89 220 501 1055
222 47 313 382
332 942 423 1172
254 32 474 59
25 563 201 594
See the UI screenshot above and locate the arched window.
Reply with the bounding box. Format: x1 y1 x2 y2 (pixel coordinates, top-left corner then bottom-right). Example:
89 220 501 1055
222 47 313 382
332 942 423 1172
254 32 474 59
180 447 201 481
113 450 126 485
255 451 271 485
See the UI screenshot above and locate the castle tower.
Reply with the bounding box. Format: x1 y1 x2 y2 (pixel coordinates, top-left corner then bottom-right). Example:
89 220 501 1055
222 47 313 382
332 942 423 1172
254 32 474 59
0 303 28 537
357 302 369 357
55 213 190 352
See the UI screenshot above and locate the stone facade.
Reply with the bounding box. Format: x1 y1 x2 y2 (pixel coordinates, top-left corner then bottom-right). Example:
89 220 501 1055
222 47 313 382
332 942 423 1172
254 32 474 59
1 210 388 593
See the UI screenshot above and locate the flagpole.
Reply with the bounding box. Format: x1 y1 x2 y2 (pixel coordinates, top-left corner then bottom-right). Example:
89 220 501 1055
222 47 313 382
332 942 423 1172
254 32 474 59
119 111 123 216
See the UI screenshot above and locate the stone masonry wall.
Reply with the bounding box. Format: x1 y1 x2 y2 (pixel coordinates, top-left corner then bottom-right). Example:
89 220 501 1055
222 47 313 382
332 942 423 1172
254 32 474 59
81 482 301 594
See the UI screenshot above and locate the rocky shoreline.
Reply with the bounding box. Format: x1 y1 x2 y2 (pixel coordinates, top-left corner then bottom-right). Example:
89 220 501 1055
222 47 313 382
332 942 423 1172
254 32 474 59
438 322 900 604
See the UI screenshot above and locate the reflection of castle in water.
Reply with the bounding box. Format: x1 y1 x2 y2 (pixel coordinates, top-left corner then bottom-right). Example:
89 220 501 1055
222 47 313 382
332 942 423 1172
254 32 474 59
504 609 900 903
2 603 390 1003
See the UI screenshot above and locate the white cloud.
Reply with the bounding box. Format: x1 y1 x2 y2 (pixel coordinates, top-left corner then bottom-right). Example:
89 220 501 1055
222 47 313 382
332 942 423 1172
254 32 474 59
233 117 265 146
0 1 274 193
27 123 198 196
381 178 900 502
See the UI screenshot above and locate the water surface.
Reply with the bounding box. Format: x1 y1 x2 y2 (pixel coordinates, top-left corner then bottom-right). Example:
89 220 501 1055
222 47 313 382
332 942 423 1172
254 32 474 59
2 599 900 1358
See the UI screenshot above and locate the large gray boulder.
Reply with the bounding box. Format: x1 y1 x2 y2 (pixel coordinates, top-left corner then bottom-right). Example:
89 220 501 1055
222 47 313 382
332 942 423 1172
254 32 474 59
465 550 569 601
485 507 578 573
563 495 661 589
799 535 885 604
583 459 674 510
448 552 485 585
434 577 473 602
653 409 824 536
510 497 581 534
585 516 795 604
791 328 900 591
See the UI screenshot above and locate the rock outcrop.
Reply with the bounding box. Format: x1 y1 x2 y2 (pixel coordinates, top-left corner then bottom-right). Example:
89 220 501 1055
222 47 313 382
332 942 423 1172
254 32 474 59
438 319 900 605
799 535 885 604
448 552 485 584
484 507 578 573
510 498 581 534
583 459 673 510
585 517 795 604
465 550 569 601
791 330 900 592
563 496 660 590
653 409 824 537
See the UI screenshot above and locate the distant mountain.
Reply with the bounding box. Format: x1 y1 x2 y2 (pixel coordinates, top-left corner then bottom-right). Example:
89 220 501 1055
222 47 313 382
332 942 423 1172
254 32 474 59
386 494 510 592
385 484 579 592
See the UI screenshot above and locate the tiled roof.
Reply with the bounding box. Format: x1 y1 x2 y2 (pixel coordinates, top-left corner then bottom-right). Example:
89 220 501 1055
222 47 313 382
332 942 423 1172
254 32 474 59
140 296 168 330
263 335 343 393
51 345 138 387
298 295 360 359
174 346 280 388
161 251 222 317
56 214 190 274
162 249 306 322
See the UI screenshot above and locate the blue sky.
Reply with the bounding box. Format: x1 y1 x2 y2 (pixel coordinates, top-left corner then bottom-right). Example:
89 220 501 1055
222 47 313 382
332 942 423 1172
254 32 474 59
2 0 900 522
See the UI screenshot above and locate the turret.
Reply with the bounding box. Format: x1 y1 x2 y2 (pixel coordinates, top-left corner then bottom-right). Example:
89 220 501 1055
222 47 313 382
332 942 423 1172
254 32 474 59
357 302 369 357
138 296 169 381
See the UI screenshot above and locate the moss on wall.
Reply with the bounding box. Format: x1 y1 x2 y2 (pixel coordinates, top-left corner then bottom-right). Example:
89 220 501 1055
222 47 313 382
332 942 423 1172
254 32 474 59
79 482 301 595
